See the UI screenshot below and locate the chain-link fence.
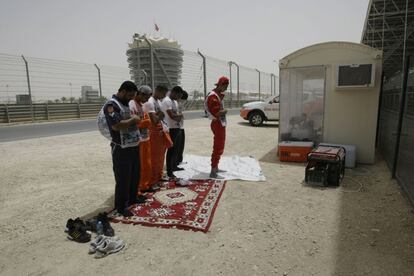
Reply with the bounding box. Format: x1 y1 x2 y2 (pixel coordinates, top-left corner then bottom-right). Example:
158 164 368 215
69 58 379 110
0 50 278 123
0 53 128 104
0 50 278 105
378 55 414 202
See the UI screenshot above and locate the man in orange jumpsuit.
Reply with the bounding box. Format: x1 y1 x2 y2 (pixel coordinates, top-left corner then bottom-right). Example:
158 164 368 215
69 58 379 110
205 76 229 178
129 85 154 198
145 85 170 187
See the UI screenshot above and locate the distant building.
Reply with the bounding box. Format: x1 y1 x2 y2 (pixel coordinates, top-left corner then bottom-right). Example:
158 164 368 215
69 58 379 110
16 94 31 104
81 86 99 102
127 34 183 88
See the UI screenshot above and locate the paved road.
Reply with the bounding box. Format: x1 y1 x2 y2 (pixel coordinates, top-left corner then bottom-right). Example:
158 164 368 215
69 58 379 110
0 109 240 142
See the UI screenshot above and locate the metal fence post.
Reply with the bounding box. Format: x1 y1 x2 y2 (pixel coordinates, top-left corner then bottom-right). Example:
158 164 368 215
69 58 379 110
375 73 385 147
142 36 155 89
141 69 148 85
78 102 81 118
5 104 10 123
94 64 102 98
21 55 34 122
392 55 410 178
270 73 274 95
197 49 207 99
231 61 240 106
46 102 49 120
255 69 261 100
228 62 233 107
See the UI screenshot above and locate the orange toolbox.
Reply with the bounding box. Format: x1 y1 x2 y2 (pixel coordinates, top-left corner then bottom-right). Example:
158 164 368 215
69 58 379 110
278 141 314 162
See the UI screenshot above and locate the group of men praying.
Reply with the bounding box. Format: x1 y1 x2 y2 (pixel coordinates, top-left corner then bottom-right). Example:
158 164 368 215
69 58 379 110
102 77 229 217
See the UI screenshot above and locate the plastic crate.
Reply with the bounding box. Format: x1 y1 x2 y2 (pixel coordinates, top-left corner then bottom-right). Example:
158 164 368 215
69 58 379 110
278 141 314 162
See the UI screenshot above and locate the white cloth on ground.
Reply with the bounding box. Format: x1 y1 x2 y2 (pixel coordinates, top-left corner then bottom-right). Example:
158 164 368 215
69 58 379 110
174 154 266 181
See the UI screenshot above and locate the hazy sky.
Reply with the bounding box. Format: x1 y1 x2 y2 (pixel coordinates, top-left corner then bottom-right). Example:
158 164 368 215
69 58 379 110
0 0 369 74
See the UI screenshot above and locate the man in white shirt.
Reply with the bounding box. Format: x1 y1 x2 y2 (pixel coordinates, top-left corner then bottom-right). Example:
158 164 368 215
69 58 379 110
176 90 188 167
161 86 184 178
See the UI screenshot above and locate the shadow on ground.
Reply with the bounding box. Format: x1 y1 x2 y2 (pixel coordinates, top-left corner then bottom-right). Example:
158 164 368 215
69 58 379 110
81 195 114 220
237 122 279 128
260 146 414 274
332 154 414 275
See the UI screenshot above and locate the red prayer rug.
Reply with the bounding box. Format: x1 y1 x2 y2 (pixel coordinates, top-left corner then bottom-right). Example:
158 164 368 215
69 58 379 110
108 179 226 233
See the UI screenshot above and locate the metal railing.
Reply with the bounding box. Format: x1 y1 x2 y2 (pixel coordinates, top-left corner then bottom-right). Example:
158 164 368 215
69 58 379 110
0 100 253 124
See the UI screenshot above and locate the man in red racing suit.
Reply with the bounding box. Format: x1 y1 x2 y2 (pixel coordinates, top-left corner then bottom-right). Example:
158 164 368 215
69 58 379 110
205 76 229 178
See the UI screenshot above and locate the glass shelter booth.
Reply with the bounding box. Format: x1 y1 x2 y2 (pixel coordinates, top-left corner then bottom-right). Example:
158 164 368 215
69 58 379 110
279 66 326 144
279 42 383 164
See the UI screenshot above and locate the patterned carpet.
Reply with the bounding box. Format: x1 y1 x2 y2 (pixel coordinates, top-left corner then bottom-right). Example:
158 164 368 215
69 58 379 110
109 179 226 232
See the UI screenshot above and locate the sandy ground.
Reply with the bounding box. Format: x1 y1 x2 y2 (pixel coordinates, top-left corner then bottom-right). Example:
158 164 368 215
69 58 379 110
1 115 414 276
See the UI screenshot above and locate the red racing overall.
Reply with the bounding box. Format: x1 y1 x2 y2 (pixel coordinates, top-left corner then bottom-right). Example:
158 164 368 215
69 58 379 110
206 90 226 170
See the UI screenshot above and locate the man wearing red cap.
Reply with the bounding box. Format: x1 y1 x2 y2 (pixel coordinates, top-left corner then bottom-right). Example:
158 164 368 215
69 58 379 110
205 76 229 178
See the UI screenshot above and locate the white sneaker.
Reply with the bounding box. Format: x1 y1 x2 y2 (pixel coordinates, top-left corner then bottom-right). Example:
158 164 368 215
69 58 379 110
89 235 119 254
94 237 125 259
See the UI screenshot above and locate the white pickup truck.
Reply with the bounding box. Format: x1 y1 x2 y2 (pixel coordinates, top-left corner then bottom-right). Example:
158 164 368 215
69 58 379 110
239 95 279 126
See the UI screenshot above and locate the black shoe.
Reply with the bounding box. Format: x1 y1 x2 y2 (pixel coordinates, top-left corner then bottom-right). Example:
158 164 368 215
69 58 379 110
85 218 98 232
96 212 115 237
173 167 185 171
142 187 157 193
118 208 134 217
65 218 75 233
65 217 84 233
67 228 91 243
134 195 147 205
167 172 177 179
97 212 109 223
66 218 91 243
66 217 87 232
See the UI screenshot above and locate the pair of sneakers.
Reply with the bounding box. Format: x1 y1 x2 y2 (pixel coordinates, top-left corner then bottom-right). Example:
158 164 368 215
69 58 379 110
65 218 91 243
89 235 125 259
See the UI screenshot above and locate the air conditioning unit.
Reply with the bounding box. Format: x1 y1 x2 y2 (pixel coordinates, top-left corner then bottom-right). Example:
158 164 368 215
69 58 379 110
336 64 375 88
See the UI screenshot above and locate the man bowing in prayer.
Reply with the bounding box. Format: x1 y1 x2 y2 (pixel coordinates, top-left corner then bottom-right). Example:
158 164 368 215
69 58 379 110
204 77 229 179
